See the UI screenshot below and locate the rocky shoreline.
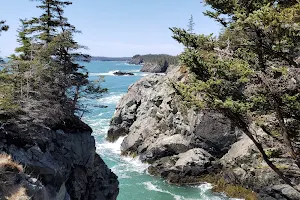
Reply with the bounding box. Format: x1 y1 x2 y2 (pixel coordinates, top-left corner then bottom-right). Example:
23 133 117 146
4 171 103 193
107 67 300 200
0 118 119 200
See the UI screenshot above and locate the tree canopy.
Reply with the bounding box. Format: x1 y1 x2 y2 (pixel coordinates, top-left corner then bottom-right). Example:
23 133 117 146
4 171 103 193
0 1 106 128
171 0 300 187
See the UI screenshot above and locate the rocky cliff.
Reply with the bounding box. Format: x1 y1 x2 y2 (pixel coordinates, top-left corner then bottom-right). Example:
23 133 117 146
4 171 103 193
108 67 300 200
0 118 119 200
140 61 169 73
128 54 178 73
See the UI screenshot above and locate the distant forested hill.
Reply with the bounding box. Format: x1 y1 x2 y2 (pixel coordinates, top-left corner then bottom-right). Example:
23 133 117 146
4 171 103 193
91 56 131 61
75 56 131 61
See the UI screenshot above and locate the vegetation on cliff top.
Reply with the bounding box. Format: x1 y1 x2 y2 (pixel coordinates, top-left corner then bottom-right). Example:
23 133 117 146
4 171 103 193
172 0 300 191
0 0 106 128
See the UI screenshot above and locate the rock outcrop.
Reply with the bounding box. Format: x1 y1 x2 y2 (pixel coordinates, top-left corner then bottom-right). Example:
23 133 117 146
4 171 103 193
128 54 179 73
128 56 143 65
140 61 169 73
113 71 134 76
108 67 300 199
0 119 119 200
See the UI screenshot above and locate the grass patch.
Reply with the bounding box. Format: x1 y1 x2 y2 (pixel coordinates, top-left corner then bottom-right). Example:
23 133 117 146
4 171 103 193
199 175 258 200
265 148 282 158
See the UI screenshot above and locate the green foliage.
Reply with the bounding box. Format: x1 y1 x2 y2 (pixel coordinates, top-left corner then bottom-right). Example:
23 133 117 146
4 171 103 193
187 15 195 34
1 1 106 126
0 73 18 115
0 20 9 62
24 0 75 43
13 19 32 60
171 0 300 186
265 148 282 158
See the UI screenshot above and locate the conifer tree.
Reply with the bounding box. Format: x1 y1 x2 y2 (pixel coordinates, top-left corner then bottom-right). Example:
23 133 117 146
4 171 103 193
171 0 300 188
24 0 74 43
0 20 9 62
12 20 32 60
6 0 105 126
0 21 15 118
187 15 195 34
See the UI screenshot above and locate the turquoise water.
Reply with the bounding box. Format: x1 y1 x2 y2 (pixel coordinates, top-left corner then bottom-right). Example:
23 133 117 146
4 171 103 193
82 61 232 200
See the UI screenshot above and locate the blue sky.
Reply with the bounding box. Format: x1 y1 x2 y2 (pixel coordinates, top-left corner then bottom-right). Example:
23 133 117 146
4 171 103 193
0 0 221 57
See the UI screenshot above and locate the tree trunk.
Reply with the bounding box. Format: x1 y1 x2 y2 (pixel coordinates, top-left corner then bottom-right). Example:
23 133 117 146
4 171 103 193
72 85 80 113
223 110 298 190
259 73 300 168
273 98 300 168
46 0 51 43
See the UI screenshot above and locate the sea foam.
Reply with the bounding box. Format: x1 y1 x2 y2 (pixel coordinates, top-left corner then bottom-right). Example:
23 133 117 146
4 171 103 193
143 182 183 200
97 93 124 105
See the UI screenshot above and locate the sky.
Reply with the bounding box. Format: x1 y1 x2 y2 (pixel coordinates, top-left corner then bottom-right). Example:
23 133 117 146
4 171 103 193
0 0 221 57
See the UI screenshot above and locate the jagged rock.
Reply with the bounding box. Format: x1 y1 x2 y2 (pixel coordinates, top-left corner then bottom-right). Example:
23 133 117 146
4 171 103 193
148 148 222 184
113 71 134 76
108 66 300 199
140 61 168 73
108 67 241 179
128 57 143 65
271 185 300 200
0 119 119 200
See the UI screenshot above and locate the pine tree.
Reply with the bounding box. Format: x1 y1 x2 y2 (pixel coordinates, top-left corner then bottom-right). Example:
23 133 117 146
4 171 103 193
23 0 74 43
0 21 16 118
11 20 32 60
187 15 195 34
6 0 105 126
0 20 9 62
171 0 300 188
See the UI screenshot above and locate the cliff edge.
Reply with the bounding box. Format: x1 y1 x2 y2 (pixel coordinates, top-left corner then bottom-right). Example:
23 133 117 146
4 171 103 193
0 118 119 200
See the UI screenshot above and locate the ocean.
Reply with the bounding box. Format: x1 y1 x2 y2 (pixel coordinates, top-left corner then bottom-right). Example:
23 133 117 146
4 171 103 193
81 61 233 200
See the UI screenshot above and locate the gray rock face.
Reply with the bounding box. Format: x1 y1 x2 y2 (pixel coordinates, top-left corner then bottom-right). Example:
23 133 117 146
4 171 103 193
0 121 119 200
148 148 222 184
140 61 169 73
108 67 240 181
108 66 300 199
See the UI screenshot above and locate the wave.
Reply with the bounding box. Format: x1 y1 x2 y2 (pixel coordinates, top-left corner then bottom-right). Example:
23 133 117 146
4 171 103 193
121 156 149 173
127 69 140 73
143 182 183 200
89 70 119 76
98 136 125 155
194 184 243 200
125 63 142 66
143 182 238 200
90 69 147 77
97 93 124 105
97 137 149 173
89 118 110 129
96 136 149 176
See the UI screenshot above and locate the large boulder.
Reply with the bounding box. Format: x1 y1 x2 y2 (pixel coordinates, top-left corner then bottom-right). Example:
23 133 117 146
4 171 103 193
108 67 241 181
148 148 222 184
